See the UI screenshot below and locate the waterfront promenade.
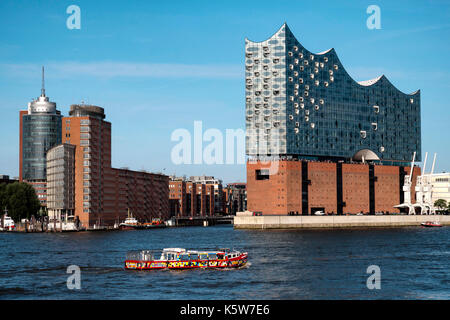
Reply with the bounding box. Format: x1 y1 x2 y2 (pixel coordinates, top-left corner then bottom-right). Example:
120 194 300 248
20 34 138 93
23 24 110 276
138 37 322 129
234 215 450 229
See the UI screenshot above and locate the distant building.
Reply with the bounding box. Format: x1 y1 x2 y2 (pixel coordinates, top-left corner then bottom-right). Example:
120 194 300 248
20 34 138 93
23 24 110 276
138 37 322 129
189 175 224 213
224 183 247 215
429 173 450 204
169 175 224 217
19 67 62 206
46 144 76 221
0 175 18 185
110 168 169 223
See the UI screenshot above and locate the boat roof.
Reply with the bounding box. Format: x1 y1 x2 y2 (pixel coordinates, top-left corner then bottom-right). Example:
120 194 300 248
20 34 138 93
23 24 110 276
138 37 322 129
159 248 237 254
163 248 186 252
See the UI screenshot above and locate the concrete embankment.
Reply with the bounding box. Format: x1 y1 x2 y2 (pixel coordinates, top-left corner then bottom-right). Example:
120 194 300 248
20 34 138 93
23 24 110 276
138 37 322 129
233 215 450 229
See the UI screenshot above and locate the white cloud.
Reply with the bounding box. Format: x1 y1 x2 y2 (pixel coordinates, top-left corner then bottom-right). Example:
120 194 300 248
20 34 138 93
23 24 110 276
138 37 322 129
0 61 243 79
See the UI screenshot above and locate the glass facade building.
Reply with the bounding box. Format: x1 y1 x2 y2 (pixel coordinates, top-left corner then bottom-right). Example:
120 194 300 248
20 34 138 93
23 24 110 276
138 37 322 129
245 24 421 163
22 88 62 181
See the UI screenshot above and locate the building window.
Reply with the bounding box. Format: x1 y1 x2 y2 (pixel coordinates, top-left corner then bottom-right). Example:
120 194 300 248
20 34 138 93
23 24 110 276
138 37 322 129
256 169 270 180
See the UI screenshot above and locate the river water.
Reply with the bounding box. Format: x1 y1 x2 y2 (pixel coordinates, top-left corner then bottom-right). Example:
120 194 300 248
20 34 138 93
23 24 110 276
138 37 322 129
0 225 449 299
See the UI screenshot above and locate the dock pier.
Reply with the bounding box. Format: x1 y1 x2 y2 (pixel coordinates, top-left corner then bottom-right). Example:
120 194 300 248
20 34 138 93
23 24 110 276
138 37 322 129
172 215 234 227
234 214 450 229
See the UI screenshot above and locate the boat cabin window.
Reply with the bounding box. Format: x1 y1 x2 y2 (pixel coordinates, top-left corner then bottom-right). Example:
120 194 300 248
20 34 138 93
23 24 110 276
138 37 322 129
190 254 199 260
166 253 176 261
179 254 190 261
199 254 208 260
217 254 225 260
141 251 153 261
208 253 217 260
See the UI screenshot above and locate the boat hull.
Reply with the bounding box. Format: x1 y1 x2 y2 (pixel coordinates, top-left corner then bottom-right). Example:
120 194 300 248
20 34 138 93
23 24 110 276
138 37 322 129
421 223 442 227
125 253 248 270
119 224 166 230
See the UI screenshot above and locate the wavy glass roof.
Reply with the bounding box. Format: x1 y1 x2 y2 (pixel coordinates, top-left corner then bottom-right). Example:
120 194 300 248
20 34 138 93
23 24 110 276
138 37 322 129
245 24 421 162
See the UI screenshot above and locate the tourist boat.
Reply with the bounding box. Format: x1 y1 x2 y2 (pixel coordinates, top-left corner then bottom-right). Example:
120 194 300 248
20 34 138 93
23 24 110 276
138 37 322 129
421 221 442 227
124 248 248 270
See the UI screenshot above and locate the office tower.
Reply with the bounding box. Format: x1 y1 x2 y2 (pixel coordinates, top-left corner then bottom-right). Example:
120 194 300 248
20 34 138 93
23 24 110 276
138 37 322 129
19 67 62 205
61 104 168 228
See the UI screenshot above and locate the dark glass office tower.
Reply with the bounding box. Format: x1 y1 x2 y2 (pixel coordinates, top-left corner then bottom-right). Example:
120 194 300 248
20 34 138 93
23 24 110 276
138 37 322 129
245 24 421 163
20 68 62 204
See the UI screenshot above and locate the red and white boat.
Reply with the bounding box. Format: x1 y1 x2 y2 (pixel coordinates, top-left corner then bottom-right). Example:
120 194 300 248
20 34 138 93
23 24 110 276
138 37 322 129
421 221 442 227
125 248 248 270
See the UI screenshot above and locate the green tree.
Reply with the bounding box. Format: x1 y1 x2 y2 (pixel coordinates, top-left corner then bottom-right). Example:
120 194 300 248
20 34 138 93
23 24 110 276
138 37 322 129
1 182 41 222
0 183 7 212
434 199 447 211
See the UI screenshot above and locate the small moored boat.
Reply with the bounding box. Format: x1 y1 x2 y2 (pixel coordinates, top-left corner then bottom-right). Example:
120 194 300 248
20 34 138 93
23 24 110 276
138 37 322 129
119 209 166 230
421 221 442 227
124 248 248 270
119 212 144 230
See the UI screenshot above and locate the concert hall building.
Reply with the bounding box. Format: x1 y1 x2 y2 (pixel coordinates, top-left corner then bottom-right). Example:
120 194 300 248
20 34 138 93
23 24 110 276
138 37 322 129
245 24 421 215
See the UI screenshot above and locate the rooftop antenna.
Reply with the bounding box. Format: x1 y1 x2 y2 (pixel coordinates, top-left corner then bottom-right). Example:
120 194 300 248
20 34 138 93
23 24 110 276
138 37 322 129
41 66 45 97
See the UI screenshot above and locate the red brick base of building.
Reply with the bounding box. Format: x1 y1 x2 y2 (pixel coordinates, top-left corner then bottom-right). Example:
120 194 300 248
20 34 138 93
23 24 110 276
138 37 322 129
247 160 420 215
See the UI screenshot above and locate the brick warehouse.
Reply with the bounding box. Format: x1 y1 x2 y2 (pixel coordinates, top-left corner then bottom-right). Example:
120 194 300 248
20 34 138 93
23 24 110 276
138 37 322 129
247 160 420 215
244 24 422 215
169 176 220 217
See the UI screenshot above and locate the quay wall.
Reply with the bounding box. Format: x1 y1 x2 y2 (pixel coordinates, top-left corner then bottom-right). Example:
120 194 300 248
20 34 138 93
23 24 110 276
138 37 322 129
234 215 450 229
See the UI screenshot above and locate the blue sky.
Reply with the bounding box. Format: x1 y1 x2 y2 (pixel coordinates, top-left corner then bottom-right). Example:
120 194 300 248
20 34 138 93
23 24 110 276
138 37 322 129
0 0 449 183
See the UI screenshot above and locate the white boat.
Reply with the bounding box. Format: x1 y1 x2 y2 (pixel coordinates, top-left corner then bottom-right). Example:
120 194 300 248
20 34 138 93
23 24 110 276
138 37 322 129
421 221 442 227
314 211 325 216
1 208 15 231
119 210 142 230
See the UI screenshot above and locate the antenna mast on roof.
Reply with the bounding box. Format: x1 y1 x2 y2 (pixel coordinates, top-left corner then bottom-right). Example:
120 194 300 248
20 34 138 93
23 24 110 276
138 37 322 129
41 66 45 97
